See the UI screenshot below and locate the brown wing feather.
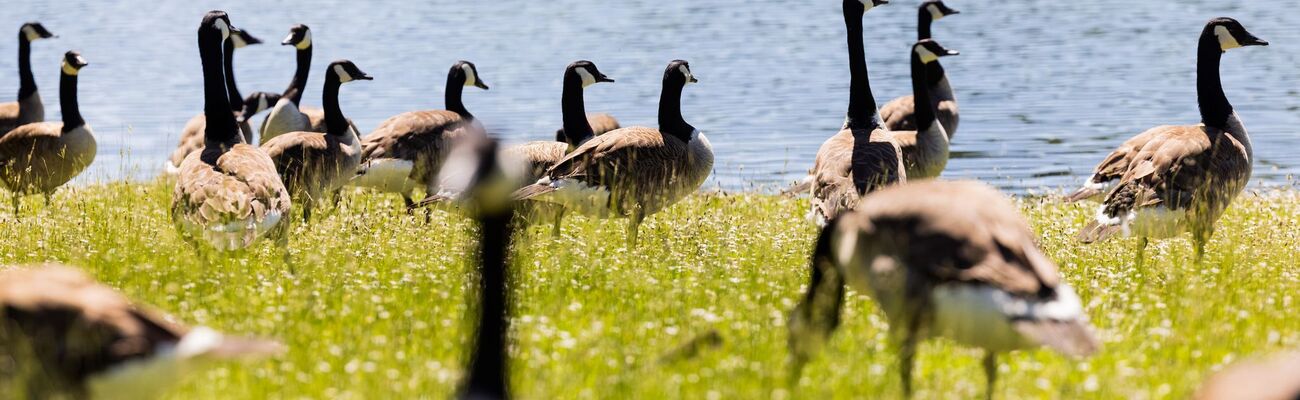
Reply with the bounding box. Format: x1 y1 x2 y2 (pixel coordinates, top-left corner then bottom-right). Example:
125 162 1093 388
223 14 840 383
360 110 486 187
586 113 621 136
809 128 905 222
880 95 917 132
172 144 291 228
0 101 22 135
503 140 568 184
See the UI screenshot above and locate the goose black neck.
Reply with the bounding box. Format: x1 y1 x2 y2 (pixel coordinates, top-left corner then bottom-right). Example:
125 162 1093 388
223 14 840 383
844 9 879 130
17 36 35 100
200 29 238 144
58 70 83 131
910 52 936 132
446 74 471 117
559 72 594 146
223 39 244 112
1196 32 1231 130
322 73 347 136
658 78 694 141
283 45 312 105
463 210 513 400
918 8 933 40
924 59 946 87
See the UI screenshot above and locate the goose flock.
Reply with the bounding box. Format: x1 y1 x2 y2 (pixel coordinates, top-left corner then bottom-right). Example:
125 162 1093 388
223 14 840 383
0 2 1293 399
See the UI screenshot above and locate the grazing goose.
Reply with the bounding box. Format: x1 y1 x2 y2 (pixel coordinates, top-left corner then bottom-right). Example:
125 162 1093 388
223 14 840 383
261 60 372 222
879 0 960 137
806 0 904 227
0 264 282 399
171 11 291 252
165 28 267 175
894 39 958 179
511 60 712 247
0 22 57 134
788 180 1099 399
0 51 93 212
353 61 490 207
259 24 330 143
1196 351 1300 400
1070 18 1267 260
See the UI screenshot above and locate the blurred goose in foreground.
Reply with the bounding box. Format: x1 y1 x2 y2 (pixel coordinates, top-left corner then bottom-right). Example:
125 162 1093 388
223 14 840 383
879 0 960 137
511 60 712 247
1069 18 1267 261
353 61 490 208
259 24 334 143
788 180 1099 399
0 51 93 213
165 28 267 174
0 264 282 399
1196 351 1300 400
0 22 57 135
894 39 958 179
262 60 371 222
805 0 904 226
171 11 290 252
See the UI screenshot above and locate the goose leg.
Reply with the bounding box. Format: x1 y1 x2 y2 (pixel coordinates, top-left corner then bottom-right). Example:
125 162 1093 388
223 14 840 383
11 194 19 216
402 194 415 215
983 352 997 400
899 327 918 399
302 202 313 223
43 192 51 208
1192 227 1210 262
552 207 566 238
1135 237 1149 268
627 210 644 248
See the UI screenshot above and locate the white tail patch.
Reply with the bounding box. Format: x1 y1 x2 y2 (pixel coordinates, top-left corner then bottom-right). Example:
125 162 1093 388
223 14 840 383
930 284 1086 352
350 158 417 194
531 178 612 217
1215 26 1241 50
1093 204 1185 239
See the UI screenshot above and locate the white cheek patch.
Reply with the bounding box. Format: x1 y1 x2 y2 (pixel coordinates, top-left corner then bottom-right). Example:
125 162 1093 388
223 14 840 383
462 64 477 87
295 31 312 50
928 4 944 20
916 46 939 63
61 61 79 76
257 96 269 114
859 0 874 12
677 65 695 85
231 34 247 48
333 64 353 83
213 19 231 41
575 67 597 88
1214 26 1241 50
22 26 39 42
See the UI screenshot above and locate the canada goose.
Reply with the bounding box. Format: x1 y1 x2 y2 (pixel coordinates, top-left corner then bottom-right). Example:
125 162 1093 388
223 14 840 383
894 39 959 179
166 91 280 175
0 22 57 134
0 51 93 213
788 180 1099 399
259 24 333 143
510 61 616 182
164 28 266 175
555 113 620 144
511 60 712 247
879 0 960 137
353 60 490 207
0 264 282 399
1070 18 1267 260
171 11 291 252
261 60 372 222
1196 351 1300 400
806 0 904 227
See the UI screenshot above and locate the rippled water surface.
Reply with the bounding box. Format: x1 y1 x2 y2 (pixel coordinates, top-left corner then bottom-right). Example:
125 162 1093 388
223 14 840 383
5 0 1300 193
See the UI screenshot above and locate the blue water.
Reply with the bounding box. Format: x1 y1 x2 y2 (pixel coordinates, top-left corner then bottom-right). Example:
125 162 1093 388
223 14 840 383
4 0 1299 193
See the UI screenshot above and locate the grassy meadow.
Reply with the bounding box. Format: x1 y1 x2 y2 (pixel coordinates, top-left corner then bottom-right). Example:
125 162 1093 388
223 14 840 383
2 179 1298 399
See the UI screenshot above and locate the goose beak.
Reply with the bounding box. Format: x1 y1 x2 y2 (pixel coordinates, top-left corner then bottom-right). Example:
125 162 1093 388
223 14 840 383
1241 35 1269 46
945 49 960 56
281 34 295 46
688 76 699 83
474 80 490 90
358 74 374 81
597 75 615 83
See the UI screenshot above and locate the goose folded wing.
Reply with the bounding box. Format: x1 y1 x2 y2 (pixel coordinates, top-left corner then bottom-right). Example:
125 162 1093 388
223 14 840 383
545 127 674 185
175 146 288 224
361 111 471 162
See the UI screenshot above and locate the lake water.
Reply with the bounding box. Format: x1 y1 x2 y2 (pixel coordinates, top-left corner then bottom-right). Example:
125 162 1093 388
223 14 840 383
5 0 1299 194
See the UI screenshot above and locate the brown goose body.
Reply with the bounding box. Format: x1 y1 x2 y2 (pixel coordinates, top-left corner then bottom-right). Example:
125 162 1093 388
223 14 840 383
808 127 905 225
789 180 1098 398
355 110 487 201
879 81 958 137
0 122 95 195
511 114 621 184
263 129 362 205
172 143 291 250
1196 351 1300 400
0 22 57 135
892 122 948 179
0 93 43 135
0 264 281 399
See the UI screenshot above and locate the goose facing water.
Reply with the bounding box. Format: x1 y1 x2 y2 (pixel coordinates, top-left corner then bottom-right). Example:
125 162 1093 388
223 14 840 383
0 51 94 212
0 22 57 135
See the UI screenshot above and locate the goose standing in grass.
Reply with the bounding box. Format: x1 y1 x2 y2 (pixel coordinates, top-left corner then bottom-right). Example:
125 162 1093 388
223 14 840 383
893 39 958 179
165 28 268 175
0 264 282 399
1196 351 1300 400
0 22 57 134
353 61 490 207
879 0 960 137
511 60 712 247
171 11 291 252
262 60 372 222
259 24 331 144
788 180 1099 400
1069 18 1267 261
805 0 904 226
0 51 93 213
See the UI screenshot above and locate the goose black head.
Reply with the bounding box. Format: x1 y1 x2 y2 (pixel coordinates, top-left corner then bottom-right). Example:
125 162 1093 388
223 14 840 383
61 50 88 76
20 22 56 42
1208 17 1268 52
229 27 261 49
568 60 615 88
200 11 233 42
240 91 281 120
329 59 373 84
454 61 490 90
665 59 698 85
921 0 959 20
845 0 888 14
281 24 312 50
913 38 959 63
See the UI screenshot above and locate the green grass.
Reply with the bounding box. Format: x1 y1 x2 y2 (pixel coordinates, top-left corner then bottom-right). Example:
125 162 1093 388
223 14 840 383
2 179 1298 399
